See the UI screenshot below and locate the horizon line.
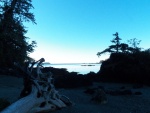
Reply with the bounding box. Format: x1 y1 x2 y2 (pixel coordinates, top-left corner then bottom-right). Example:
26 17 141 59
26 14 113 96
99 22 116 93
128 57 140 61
43 62 101 64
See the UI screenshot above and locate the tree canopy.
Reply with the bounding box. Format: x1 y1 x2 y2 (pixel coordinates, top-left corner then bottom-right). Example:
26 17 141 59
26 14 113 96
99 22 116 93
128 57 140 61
97 33 150 85
97 32 142 57
0 0 36 67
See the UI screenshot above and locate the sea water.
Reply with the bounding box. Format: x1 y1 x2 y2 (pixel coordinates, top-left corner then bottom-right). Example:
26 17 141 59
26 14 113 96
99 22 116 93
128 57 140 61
43 63 101 74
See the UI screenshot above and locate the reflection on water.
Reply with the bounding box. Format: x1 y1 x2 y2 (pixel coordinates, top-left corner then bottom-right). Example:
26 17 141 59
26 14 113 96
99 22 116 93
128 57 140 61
43 63 101 74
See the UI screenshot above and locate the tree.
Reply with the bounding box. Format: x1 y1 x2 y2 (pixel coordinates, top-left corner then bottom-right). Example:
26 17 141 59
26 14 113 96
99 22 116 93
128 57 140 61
97 32 144 58
111 32 121 53
0 0 36 67
97 32 123 57
127 38 141 53
120 43 128 53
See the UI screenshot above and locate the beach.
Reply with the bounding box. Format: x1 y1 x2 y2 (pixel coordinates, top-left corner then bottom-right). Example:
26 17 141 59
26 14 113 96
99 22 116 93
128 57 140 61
0 75 150 113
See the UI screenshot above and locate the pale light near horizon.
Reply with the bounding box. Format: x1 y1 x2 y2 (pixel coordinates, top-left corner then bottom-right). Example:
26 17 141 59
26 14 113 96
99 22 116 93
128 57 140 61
26 0 150 63
30 48 109 63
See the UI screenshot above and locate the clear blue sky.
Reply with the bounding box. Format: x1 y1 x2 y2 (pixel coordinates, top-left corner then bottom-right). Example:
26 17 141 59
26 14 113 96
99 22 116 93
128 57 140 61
25 0 150 63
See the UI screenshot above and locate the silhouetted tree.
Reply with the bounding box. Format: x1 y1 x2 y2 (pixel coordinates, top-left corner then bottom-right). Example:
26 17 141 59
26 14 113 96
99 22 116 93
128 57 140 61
0 0 36 67
97 33 143 57
120 43 128 53
127 38 141 53
97 32 123 57
111 32 121 53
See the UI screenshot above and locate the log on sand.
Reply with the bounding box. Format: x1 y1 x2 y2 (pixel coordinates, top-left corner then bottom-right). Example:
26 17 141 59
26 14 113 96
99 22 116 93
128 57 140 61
1 58 72 113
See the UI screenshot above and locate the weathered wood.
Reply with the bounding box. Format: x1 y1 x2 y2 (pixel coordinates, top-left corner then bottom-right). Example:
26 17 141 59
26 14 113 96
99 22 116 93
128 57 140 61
1 86 55 113
1 58 72 113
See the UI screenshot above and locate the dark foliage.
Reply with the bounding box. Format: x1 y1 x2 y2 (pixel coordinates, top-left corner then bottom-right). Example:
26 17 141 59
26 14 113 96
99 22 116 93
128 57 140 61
97 32 141 57
0 0 36 68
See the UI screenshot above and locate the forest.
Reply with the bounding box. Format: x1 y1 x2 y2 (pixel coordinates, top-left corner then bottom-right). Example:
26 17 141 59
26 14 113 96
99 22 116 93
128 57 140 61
0 0 36 68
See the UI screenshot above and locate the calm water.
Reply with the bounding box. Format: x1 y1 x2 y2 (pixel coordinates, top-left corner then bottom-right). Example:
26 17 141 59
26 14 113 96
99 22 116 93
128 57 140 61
43 63 101 74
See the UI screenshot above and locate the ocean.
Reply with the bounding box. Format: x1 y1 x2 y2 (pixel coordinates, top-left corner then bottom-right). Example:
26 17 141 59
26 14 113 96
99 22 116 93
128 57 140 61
43 63 101 74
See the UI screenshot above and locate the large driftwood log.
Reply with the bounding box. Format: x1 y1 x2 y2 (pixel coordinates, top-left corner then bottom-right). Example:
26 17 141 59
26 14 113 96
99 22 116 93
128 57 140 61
1 86 56 113
1 58 72 113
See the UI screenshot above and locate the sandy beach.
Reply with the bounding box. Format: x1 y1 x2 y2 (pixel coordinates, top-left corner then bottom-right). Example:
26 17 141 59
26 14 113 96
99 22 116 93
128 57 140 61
0 75 150 113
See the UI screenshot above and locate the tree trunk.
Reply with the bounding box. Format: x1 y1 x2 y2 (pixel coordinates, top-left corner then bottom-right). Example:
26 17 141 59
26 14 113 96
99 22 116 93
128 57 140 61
1 58 72 113
1 86 56 113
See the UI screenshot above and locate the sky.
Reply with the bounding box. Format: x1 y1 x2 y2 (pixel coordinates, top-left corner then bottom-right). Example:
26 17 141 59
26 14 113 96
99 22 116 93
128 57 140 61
25 0 150 63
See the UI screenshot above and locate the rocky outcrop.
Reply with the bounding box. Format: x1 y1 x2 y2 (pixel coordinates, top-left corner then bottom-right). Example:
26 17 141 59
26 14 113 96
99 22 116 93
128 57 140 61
42 68 97 88
98 53 150 85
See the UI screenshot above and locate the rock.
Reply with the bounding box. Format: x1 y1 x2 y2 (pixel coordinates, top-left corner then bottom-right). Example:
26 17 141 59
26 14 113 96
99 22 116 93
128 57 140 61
98 52 150 85
133 84 143 89
84 88 96 95
120 86 126 89
107 89 132 96
90 88 107 104
134 92 142 95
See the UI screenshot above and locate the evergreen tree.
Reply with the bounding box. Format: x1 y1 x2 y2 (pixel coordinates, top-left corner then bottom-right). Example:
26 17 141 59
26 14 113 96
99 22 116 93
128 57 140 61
97 32 142 58
97 32 122 57
111 32 121 53
0 0 36 67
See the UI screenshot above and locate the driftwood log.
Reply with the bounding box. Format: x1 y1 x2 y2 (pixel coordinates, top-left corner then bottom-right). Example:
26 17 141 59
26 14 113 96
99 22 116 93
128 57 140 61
1 58 72 113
